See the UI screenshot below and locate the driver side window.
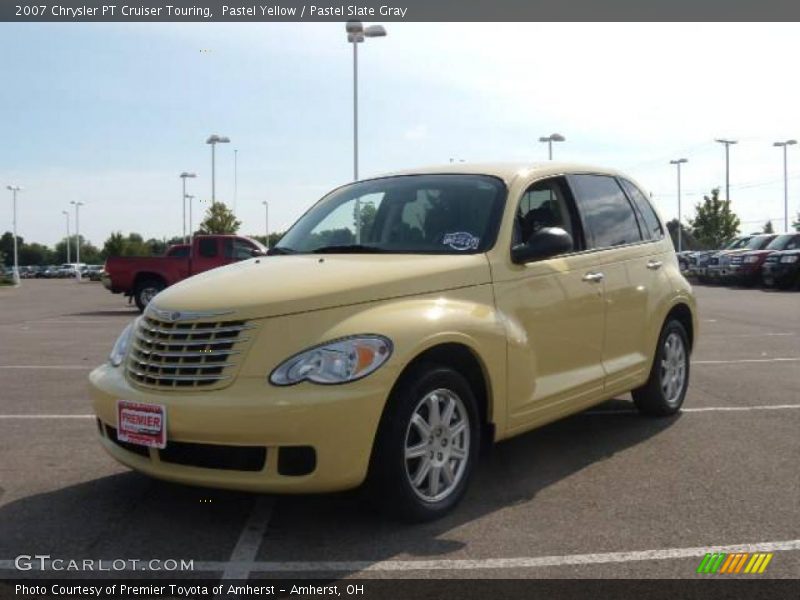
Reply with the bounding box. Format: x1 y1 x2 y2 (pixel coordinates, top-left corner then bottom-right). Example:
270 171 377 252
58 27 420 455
513 177 576 249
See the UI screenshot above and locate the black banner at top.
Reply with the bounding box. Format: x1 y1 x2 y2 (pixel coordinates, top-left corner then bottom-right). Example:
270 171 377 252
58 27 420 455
3 0 800 22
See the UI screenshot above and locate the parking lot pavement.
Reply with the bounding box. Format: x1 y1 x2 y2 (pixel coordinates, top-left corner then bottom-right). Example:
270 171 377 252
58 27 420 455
0 280 797 580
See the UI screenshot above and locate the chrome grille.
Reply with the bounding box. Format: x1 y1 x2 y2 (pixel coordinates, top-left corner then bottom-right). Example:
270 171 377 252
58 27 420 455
765 254 779 264
127 316 253 389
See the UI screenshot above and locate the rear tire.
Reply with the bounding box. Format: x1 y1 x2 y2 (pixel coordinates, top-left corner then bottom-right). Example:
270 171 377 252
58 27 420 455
633 319 690 417
134 278 165 312
368 363 480 522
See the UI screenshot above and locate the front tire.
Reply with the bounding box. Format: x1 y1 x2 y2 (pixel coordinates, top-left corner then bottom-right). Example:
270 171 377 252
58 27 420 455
369 364 480 522
633 320 690 417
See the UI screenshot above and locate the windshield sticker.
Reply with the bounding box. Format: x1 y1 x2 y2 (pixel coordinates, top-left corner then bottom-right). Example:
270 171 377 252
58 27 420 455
442 232 480 251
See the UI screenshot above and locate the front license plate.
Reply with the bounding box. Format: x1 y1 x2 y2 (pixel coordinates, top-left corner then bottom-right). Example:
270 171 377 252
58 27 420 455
117 400 167 449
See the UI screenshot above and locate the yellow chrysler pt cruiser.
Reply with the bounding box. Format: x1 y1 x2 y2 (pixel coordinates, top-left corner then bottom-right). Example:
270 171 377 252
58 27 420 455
90 163 696 521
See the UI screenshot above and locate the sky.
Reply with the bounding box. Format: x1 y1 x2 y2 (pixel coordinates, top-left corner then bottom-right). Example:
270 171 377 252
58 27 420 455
1 22 799 248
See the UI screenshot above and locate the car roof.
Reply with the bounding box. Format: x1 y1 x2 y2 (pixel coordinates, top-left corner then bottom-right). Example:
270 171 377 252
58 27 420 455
376 162 628 185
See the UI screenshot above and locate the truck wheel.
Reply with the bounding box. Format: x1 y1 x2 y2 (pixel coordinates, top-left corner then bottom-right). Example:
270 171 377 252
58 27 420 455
369 363 480 522
134 278 165 312
632 319 690 417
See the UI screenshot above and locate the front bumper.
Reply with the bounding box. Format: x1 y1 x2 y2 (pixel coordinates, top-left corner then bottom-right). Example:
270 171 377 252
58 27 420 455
761 263 797 287
90 364 389 493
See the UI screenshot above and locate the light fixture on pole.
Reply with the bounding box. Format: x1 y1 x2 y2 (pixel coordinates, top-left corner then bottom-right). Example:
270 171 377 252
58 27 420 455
538 133 565 160
262 201 270 250
69 200 84 280
773 139 797 232
346 20 386 244
670 159 688 252
62 210 71 264
180 172 197 243
714 139 737 202
6 185 21 286
205 134 230 204
234 149 238 215
185 195 195 241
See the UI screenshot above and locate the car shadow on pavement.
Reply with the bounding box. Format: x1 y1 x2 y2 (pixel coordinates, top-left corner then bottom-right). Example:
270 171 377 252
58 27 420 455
66 309 140 317
0 399 679 577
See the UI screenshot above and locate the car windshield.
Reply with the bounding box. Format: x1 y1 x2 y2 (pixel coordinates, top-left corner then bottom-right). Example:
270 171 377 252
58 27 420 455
745 235 775 250
766 234 798 250
274 174 506 255
726 237 751 249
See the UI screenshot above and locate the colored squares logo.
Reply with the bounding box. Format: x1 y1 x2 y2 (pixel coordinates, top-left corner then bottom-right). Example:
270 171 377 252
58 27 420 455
697 552 774 574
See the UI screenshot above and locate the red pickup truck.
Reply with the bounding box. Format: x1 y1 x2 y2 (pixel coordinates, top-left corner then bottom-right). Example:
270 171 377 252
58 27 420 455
102 235 266 311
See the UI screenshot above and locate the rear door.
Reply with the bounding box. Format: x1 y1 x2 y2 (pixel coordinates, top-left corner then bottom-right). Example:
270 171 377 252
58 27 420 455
567 174 657 394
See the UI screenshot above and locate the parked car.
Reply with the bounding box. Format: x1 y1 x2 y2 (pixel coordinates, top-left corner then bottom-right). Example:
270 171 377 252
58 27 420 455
56 263 87 278
729 232 800 286
85 265 105 281
761 247 800 289
90 163 697 521
705 234 776 282
689 237 752 282
102 235 266 311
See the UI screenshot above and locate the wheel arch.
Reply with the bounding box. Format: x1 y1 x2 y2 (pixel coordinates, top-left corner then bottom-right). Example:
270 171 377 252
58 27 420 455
387 341 496 448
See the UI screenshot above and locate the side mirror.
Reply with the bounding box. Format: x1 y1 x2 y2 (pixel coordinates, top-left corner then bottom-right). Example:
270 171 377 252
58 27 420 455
250 248 267 257
511 227 573 264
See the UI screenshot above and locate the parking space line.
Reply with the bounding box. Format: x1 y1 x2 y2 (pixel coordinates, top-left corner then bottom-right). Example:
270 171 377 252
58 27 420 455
693 357 800 365
2 539 797 574
220 497 275 581
0 365 93 370
0 414 94 419
585 404 800 416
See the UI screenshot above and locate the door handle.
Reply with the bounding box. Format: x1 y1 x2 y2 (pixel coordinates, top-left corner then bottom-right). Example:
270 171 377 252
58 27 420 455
646 260 663 270
582 271 604 283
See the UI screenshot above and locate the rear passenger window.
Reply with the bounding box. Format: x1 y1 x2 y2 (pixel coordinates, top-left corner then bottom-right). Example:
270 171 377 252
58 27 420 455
569 175 643 249
620 179 663 240
198 238 218 258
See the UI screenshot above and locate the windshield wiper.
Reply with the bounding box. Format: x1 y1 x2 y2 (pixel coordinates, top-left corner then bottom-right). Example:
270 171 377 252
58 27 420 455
267 246 297 255
311 244 387 254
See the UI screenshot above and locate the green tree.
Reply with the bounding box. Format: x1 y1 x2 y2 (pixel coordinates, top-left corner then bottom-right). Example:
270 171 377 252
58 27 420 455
19 243 53 265
792 213 800 232
250 232 284 249
688 188 741 249
1 232 22 266
665 219 705 250
103 232 126 257
198 202 241 234
763 220 774 234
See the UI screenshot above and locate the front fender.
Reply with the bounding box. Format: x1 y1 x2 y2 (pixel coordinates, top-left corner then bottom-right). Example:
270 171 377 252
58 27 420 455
240 285 509 438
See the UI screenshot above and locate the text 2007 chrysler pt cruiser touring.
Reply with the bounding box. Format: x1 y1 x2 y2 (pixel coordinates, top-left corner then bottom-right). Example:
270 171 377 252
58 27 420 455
90 163 697 521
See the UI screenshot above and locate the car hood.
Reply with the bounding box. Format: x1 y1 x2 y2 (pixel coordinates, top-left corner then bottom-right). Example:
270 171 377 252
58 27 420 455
149 254 492 320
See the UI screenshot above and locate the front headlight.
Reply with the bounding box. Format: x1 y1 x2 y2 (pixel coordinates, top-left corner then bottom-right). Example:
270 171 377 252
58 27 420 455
269 335 393 386
744 255 759 264
109 320 137 367
781 255 799 264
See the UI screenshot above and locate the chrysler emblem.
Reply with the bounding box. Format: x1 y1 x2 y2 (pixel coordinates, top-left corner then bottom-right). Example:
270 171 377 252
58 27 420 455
147 305 233 322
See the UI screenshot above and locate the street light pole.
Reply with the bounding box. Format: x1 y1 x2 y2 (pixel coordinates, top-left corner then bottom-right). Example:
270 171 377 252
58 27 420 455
670 159 688 252
268 200 269 250
180 172 197 244
205 135 230 204
185 195 195 242
346 20 386 244
774 139 797 232
70 200 84 280
714 139 737 202
538 133 566 160
6 185 21 286
62 210 71 263
234 149 238 215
